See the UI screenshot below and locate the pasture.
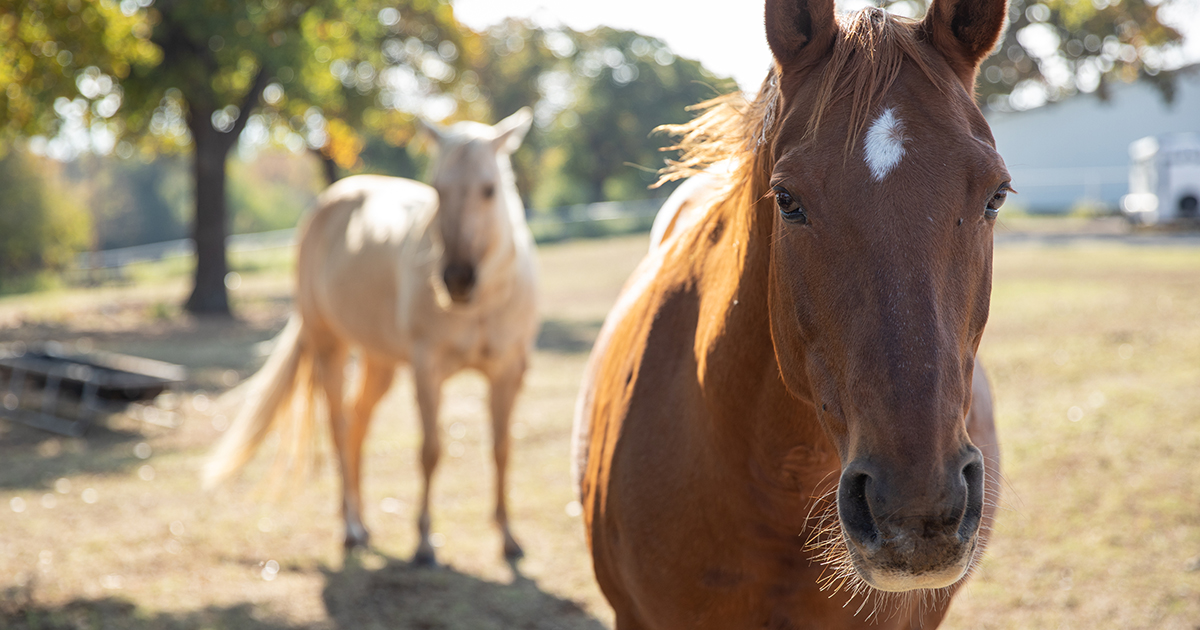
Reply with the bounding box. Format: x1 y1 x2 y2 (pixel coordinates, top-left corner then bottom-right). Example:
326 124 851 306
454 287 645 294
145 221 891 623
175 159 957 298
1 223 1198 629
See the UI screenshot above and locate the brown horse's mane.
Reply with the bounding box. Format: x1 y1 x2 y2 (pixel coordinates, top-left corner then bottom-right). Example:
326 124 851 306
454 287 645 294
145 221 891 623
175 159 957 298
656 8 953 204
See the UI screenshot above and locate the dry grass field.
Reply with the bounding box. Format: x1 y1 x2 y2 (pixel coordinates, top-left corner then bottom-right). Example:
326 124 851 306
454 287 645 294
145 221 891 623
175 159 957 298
1 222 1198 629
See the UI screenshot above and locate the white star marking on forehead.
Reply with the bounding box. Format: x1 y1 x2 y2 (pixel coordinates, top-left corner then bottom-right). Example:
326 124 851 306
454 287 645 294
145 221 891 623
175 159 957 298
864 107 906 181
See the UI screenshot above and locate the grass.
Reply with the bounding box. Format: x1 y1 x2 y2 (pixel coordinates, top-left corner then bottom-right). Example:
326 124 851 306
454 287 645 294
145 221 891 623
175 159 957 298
1 229 1198 629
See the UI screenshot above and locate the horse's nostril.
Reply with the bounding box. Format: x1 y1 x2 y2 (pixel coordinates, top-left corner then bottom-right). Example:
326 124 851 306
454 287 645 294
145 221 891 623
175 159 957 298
837 468 879 547
443 264 476 297
958 454 985 541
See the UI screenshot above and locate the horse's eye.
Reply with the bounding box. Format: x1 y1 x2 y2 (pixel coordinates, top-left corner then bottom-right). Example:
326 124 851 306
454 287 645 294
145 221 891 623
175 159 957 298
482 184 496 199
774 187 794 209
985 183 1010 220
773 185 808 225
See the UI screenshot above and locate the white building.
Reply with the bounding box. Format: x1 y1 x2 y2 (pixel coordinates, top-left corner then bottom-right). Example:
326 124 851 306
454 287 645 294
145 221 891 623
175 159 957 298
986 65 1200 214
1121 133 1200 224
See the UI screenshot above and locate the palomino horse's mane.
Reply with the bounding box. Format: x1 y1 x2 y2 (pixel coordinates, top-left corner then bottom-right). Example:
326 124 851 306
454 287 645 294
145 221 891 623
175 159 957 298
657 8 954 202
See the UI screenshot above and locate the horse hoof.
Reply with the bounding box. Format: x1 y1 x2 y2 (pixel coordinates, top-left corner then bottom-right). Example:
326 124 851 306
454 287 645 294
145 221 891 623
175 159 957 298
344 530 370 550
503 540 525 561
413 546 438 567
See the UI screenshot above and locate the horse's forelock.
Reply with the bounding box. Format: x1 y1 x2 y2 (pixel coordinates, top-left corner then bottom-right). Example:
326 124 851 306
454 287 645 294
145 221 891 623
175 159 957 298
658 8 954 197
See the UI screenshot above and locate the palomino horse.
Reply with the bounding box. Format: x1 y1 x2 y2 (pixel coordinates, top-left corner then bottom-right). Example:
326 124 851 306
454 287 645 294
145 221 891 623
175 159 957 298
573 0 1008 627
206 109 538 563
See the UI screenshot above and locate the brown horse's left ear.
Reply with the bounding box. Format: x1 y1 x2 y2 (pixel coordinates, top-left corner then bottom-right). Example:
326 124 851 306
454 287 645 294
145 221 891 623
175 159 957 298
921 0 1009 86
764 0 837 69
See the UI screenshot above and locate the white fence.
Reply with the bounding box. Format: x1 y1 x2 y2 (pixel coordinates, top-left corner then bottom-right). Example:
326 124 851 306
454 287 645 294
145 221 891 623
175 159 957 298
75 199 668 271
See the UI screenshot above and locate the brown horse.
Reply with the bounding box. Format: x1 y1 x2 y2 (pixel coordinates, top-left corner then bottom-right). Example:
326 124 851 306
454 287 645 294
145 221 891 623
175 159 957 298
206 109 538 564
572 0 1009 627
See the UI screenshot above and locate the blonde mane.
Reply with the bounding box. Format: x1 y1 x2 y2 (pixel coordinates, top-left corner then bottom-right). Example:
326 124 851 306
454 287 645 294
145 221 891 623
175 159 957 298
656 8 952 199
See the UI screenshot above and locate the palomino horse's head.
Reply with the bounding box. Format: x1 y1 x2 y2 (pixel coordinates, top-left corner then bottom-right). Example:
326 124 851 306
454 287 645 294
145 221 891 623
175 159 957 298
419 108 533 305
761 0 1009 592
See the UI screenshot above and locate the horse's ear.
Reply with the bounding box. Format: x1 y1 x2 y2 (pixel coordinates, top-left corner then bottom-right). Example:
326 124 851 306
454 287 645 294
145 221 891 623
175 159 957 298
920 0 1009 85
764 0 837 69
415 117 446 147
493 107 533 154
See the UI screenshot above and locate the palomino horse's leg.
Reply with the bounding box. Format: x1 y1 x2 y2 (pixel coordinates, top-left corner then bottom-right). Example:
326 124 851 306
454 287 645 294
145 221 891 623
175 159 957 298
337 357 396 549
412 358 445 565
313 342 364 549
489 357 527 560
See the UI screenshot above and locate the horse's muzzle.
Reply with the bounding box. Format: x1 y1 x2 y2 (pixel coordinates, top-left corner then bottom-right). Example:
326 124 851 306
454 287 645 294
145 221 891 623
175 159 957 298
443 262 477 304
836 446 985 592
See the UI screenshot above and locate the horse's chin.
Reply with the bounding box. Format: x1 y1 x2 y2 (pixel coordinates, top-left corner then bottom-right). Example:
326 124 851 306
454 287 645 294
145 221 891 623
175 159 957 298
842 530 977 593
434 282 475 309
448 292 474 306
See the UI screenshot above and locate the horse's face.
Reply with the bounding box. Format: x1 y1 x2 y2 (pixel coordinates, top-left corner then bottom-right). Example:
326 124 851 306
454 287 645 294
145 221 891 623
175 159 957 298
763 0 1009 592
421 109 532 304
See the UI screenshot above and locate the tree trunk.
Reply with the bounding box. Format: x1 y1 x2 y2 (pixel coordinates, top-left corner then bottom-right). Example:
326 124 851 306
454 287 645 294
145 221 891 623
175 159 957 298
184 113 233 316
181 68 268 317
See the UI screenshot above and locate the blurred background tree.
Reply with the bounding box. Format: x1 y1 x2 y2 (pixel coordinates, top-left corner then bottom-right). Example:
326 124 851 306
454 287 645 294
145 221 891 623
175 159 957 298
977 0 1183 111
541 26 735 207
0 0 462 316
0 0 1191 305
869 0 1186 111
464 20 736 210
0 151 91 291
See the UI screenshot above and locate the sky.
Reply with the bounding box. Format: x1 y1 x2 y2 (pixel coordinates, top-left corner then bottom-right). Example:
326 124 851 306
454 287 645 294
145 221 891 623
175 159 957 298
452 0 779 91
453 0 1200 94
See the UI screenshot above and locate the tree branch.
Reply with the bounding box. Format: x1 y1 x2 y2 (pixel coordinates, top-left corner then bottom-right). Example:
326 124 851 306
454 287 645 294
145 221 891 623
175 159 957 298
220 65 271 152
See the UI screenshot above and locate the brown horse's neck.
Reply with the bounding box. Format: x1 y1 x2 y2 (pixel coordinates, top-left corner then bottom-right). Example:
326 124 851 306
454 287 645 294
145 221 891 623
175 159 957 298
682 175 835 507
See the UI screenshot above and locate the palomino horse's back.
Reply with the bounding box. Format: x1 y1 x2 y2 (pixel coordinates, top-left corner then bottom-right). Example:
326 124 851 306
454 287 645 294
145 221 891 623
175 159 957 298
296 174 441 362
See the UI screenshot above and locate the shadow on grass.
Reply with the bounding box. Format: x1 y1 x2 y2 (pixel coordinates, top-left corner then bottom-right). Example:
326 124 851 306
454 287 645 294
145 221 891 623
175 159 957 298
0 586 297 630
0 557 607 630
536 319 604 355
321 553 607 630
0 420 143 491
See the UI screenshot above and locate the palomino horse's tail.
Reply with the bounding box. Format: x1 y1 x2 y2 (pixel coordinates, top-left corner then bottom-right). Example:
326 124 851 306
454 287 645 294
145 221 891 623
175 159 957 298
203 316 321 489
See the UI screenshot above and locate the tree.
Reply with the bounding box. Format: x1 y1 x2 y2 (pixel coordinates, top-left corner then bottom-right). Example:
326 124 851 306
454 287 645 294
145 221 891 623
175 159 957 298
870 0 1185 111
466 20 737 210
274 0 464 185
551 27 736 205
976 0 1183 111
0 150 91 283
0 0 159 143
2 0 463 315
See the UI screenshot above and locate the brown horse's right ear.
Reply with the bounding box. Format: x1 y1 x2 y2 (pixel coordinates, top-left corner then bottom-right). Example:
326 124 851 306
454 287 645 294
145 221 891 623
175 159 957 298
920 0 1009 86
764 0 837 69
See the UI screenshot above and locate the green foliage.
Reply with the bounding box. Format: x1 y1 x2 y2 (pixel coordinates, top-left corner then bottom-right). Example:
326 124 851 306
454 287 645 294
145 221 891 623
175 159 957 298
0 0 159 144
76 154 190 249
227 149 325 233
0 149 91 284
875 0 1185 111
552 27 735 207
857 0 1187 111
977 0 1184 110
468 20 737 210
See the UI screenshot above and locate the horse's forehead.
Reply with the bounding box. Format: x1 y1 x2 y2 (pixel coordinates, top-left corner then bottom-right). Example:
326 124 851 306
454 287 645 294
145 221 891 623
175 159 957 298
435 138 498 182
864 107 907 182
